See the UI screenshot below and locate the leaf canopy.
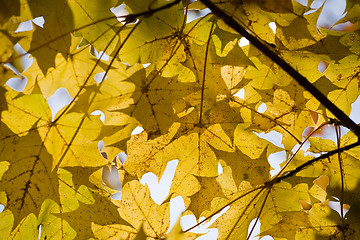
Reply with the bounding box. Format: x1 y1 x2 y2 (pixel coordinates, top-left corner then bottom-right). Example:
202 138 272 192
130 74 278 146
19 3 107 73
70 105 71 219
1 0 360 239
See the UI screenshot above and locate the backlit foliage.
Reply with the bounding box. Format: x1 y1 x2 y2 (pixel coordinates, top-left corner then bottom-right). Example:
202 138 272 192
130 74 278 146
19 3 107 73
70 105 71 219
1 0 360 239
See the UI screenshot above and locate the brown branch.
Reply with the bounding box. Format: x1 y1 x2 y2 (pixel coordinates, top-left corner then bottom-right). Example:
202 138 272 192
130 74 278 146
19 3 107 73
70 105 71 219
125 0 181 23
277 141 360 182
199 0 360 138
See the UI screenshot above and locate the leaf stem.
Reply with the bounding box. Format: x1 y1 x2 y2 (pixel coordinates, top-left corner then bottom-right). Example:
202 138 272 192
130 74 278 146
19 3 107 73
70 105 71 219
276 121 330 178
335 125 345 222
198 19 215 126
226 188 264 239
246 188 271 240
183 187 263 233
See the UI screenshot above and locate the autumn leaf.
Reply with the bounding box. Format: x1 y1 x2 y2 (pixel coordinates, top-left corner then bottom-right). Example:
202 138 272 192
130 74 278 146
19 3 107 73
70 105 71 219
0 121 58 228
22 35 105 98
118 180 171 239
20 0 75 73
2 0 360 239
188 176 226 217
214 146 271 187
119 68 197 138
57 189 131 239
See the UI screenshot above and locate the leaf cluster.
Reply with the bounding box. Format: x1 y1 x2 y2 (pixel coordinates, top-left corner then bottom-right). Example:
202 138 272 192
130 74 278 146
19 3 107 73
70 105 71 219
1 0 360 239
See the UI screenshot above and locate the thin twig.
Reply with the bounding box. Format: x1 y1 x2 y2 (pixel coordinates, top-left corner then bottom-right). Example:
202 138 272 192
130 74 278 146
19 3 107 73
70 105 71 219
183 187 263 233
277 141 360 182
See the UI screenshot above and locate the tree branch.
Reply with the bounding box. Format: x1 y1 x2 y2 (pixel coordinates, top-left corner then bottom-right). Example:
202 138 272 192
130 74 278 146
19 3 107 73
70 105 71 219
199 0 360 138
277 141 360 181
124 0 181 23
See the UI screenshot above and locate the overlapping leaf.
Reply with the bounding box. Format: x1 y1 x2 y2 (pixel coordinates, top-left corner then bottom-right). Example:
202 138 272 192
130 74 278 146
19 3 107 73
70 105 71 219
1 0 360 239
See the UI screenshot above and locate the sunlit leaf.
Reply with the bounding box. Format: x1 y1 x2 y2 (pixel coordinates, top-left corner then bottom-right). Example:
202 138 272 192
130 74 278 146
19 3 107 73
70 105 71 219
2 0 360 239
118 180 171 238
